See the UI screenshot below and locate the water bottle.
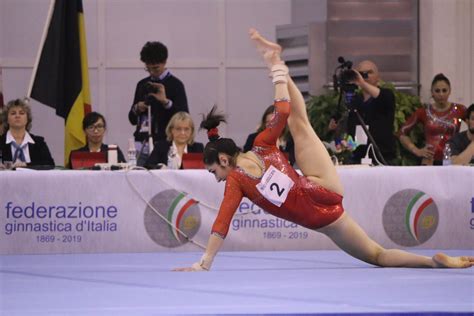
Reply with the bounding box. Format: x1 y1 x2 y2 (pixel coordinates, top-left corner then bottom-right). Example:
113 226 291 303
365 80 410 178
127 138 137 166
107 144 118 165
167 146 178 169
442 143 452 166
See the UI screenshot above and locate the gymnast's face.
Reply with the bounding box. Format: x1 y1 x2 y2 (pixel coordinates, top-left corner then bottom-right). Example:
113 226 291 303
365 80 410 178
431 80 451 106
206 154 232 182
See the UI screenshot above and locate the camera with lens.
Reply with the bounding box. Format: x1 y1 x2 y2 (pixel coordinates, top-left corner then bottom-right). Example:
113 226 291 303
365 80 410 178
334 57 368 94
340 69 358 85
334 57 356 93
144 82 160 94
143 79 160 105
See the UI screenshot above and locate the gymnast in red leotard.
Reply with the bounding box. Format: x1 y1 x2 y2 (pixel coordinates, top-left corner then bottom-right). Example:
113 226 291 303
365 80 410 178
174 29 474 272
398 73 466 165
208 99 344 238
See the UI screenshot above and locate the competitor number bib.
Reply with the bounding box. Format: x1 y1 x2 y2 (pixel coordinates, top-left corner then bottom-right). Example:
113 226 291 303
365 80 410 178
256 165 294 207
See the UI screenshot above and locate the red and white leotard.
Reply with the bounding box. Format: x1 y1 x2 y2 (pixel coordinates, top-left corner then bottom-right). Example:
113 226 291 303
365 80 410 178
398 103 466 161
211 100 344 238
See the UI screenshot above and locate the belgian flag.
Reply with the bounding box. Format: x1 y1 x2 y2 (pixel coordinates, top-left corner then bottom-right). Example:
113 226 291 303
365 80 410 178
29 0 91 164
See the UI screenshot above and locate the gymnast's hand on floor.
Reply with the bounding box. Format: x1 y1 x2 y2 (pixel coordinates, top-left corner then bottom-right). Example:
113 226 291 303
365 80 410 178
173 262 208 272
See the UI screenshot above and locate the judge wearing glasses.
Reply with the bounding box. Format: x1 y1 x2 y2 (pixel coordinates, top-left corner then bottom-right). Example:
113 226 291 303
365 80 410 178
68 112 125 168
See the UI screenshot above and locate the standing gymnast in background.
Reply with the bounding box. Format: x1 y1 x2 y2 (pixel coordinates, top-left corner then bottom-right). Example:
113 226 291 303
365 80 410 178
175 29 474 272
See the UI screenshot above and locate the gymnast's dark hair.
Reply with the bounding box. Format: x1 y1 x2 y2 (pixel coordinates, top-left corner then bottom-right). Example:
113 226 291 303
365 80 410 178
200 105 241 166
431 73 451 89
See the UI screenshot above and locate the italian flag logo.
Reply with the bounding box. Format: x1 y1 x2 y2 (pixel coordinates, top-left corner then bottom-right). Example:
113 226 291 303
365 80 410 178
405 192 434 242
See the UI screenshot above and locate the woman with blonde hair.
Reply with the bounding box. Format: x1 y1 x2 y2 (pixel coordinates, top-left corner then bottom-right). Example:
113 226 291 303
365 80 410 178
145 111 203 169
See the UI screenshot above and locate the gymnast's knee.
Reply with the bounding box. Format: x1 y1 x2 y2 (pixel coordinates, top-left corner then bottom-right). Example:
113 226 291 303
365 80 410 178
373 248 391 267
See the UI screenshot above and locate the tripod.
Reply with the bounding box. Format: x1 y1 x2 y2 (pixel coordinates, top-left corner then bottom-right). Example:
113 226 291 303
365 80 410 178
335 88 389 166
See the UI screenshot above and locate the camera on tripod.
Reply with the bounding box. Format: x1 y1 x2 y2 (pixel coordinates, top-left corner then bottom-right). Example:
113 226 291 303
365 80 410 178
334 57 368 94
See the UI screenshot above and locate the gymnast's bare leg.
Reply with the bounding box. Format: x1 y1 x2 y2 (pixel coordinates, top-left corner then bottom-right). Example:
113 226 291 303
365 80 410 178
250 28 342 195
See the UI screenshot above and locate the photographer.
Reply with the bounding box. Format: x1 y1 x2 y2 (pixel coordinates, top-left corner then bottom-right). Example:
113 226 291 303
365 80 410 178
128 41 188 162
343 60 396 164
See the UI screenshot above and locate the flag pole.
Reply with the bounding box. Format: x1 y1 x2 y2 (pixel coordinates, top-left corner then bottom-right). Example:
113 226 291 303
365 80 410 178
27 0 56 99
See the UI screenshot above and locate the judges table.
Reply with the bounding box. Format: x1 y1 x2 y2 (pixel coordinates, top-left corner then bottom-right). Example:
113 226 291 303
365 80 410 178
1 166 473 255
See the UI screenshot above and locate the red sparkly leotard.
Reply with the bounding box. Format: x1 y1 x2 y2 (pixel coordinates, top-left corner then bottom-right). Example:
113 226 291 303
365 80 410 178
211 101 344 238
398 103 466 161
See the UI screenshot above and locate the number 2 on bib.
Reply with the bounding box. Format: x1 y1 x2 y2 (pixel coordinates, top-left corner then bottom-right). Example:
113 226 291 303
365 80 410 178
256 165 294 207
270 183 285 197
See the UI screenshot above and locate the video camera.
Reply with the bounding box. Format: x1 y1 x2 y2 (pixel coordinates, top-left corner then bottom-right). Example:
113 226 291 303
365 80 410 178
333 57 368 94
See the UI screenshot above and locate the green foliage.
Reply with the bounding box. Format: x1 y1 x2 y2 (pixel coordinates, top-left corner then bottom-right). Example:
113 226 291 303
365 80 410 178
306 91 340 141
380 82 424 165
306 83 424 165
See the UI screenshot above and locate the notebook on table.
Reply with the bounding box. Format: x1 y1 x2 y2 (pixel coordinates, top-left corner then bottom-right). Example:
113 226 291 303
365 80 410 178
70 151 107 170
181 153 205 169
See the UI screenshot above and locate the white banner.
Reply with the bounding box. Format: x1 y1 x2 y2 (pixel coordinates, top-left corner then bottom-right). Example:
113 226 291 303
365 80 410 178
0 166 473 254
